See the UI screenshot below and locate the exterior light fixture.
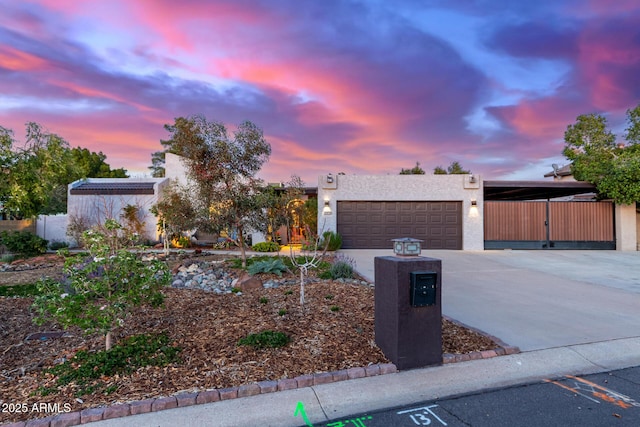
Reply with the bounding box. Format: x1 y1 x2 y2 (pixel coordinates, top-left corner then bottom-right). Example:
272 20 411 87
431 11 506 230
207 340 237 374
322 200 332 215
391 237 423 256
326 173 334 184
471 199 477 207
469 174 477 184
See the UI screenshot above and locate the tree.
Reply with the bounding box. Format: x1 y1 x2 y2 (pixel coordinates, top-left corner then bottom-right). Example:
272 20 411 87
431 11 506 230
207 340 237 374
0 127 15 217
71 147 128 178
563 105 640 204
434 161 471 175
5 122 79 217
399 161 425 175
149 151 166 178
0 123 129 217
152 181 199 254
160 115 272 267
33 219 170 350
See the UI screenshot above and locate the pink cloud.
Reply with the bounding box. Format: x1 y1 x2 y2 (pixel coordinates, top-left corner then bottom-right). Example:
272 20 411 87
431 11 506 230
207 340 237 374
0 45 50 71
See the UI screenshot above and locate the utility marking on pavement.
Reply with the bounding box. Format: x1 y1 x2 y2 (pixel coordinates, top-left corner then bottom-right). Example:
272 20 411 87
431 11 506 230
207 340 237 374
397 404 448 425
294 401 314 427
545 375 640 409
325 415 373 426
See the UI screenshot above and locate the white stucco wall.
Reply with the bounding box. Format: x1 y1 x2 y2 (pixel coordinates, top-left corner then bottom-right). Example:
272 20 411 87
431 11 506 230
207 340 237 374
67 178 169 244
615 204 637 251
317 174 484 250
36 214 69 245
164 152 190 187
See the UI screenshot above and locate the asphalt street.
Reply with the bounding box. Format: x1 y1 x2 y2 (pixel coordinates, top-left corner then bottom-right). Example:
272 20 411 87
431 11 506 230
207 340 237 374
310 366 640 427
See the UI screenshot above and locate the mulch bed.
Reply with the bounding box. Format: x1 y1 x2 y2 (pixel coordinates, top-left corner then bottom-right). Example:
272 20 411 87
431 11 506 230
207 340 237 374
0 254 499 424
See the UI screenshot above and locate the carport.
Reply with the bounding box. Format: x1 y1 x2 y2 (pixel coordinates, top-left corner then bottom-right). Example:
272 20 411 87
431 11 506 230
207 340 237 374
483 180 615 250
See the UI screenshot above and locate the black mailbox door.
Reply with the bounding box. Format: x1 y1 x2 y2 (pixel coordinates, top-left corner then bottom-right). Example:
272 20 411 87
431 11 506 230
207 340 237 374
410 271 437 307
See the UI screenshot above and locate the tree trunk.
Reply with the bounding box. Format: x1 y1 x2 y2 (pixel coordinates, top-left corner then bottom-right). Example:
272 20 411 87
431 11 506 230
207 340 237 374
238 227 247 268
299 268 305 306
105 331 113 351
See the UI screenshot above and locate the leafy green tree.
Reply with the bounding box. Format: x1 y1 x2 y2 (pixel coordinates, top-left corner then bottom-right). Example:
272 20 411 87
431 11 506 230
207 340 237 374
434 161 471 175
0 127 15 218
148 151 166 177
0 123 128 217
160 115 272 267
5 122 79 217
33 219 170 350
563 105 640 204
152 181 199 252
71 147 128 178
400 161 426 175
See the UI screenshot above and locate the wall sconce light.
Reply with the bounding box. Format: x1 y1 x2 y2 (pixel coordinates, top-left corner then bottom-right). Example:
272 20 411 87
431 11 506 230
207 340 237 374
469 174 477 184
323 200 332 215
470 199 477 207
326 173 334 184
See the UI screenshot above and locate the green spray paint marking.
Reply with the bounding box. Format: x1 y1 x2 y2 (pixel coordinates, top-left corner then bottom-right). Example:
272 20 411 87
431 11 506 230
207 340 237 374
294 401 314 427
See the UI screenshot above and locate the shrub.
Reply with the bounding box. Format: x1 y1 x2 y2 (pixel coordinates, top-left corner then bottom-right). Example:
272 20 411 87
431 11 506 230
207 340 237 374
252 241 280 252
329 261 354 279
247 258 288 276
0 230 48 257
0 254 16 263
259 297 268 304
320 231 342 251
330 305 340 312
171 235 191 248
238 330 290 349
49 240 69 251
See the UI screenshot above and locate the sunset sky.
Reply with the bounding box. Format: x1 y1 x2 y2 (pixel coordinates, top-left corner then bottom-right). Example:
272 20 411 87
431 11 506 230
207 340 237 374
1 0 639 184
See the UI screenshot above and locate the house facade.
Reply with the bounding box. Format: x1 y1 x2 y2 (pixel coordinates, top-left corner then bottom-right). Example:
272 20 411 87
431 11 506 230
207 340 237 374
318 173 638 251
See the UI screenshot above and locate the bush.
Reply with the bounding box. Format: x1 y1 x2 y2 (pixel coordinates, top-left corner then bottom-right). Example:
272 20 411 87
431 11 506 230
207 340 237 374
252 241 281 252
247 258 288 276
171 235 191 248
320 231 342 251
49 240 69 251
329 261 354 279
0 231 48 257
238 330 290 349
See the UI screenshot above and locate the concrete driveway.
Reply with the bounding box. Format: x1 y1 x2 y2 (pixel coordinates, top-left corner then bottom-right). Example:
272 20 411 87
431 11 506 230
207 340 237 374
340 249 640 351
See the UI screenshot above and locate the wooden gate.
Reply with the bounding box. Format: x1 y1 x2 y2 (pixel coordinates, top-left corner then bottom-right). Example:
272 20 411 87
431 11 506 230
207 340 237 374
484 201 615 249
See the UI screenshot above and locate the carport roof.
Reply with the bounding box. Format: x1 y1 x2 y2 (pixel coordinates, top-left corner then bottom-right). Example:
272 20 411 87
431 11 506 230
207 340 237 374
484 180 597 201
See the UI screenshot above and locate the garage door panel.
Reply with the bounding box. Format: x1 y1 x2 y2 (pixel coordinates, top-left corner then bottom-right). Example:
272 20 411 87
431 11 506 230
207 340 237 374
338 201 462 249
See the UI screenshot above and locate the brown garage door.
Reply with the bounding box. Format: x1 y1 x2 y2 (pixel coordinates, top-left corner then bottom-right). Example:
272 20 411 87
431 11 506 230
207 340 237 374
337 201 462 249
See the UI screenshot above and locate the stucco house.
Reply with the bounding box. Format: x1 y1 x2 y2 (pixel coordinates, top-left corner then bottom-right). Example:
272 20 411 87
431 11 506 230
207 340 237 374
36 178 168 246
318 172 638 251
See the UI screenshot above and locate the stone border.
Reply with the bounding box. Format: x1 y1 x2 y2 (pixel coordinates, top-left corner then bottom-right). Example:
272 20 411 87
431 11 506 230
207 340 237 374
0 363 397 427
442 315 520 364
2 338 520 427
2 317 519 427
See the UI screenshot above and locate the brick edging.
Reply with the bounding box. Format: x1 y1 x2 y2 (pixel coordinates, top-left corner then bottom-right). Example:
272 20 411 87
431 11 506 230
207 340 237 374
442 315 520 364
2 325 520 427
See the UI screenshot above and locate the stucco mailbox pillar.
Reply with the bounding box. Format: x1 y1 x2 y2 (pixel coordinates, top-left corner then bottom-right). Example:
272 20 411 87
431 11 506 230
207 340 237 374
375 239 442 369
